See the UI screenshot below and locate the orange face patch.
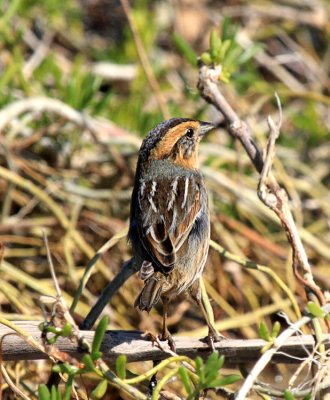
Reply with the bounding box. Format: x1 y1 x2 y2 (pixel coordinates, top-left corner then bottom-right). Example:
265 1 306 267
150 121 200 168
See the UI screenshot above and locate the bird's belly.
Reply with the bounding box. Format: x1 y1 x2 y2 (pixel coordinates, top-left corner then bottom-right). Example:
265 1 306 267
161 243 208 297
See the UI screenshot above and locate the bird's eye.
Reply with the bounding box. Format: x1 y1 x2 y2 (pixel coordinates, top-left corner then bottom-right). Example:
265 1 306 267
185 128 194 138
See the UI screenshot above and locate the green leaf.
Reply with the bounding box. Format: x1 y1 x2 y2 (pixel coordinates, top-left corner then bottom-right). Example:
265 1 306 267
46 326 60 334
210 30 221 60
219 39 231 61
204 353 224 385
50 385 57 400
47 336 58 345
222 46 242 71
39 322 46 331
38 384 50 400
52 363 78 376
284 390 296 400
115 355 127 379
204 352 218 373
216 354 225 370
271 321 281 338
173 33 197 66
307 302 326 318
63 375 74 400
200 52 212 65
92 316 109 355
82 354 96 372
208 374 241 387
91 351 103 361
91 380 108 399
61 323 72 337
259 322 270 341
195 356 204 381
178 367 193 395
56 387 62 400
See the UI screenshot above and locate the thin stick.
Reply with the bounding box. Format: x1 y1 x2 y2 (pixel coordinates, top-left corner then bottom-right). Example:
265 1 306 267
197 64 325 307
43 231 62 298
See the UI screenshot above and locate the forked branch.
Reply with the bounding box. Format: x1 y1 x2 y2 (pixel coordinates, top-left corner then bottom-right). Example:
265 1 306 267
197 64 326 306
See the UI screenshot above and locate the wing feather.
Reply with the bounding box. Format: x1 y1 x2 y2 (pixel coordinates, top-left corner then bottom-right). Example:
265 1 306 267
137 175 201 274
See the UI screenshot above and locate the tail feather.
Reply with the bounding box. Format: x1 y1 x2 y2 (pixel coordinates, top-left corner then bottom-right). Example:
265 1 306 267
135 276 163 312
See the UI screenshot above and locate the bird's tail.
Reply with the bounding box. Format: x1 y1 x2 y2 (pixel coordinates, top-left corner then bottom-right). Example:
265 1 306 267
134 275 163 312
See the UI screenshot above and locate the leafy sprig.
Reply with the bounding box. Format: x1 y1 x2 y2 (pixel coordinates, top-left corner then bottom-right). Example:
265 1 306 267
179 352 240 399
200 18 261 82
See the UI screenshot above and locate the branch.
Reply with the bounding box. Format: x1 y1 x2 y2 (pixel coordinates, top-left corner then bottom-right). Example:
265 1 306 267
236 302 330 400
197 64 326 306
0 321 329 364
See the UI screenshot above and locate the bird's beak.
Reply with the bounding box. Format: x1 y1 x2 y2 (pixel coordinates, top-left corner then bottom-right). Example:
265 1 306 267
199 121 215 137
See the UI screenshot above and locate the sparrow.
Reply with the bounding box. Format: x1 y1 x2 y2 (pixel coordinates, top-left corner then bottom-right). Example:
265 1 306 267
128 117 220 349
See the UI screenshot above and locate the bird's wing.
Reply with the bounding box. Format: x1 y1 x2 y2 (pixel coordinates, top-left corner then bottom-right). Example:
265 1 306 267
137 175 202 274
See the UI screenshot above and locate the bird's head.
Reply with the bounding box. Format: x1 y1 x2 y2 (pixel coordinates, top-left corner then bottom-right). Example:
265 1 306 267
139 118 214 169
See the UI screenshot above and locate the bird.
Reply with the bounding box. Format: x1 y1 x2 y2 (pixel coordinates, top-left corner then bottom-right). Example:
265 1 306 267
128 117 221 349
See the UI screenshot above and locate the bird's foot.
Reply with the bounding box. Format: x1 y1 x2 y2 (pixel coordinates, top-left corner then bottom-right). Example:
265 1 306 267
202 331 225 352
143 331 158 345
159 333 176 352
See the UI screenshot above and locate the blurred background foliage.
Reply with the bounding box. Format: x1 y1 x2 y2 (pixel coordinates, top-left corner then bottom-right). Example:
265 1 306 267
0 0 329 398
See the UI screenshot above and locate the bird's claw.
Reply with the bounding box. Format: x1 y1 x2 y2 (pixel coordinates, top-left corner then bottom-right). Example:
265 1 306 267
159 333 176 352
202 331 225 352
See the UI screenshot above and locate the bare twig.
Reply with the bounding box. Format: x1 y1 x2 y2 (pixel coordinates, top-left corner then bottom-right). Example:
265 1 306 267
236 303 330 400
197 64 326 307
257 97 326 306
43 231 85 344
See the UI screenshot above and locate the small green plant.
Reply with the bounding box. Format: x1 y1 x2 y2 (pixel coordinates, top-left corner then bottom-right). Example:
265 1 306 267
284 390 296 400
39 321 73 345
116 354 127 379
38 384 64 400
307 301 329 319
38 316 110 400
258 321 281 353
200 18 261 82
283 389 312 400
179 352 240 399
